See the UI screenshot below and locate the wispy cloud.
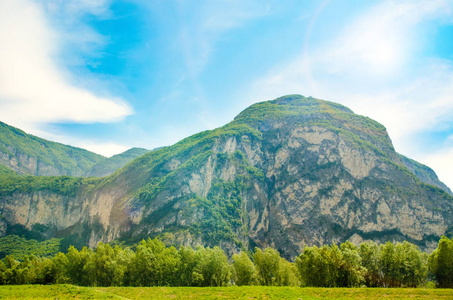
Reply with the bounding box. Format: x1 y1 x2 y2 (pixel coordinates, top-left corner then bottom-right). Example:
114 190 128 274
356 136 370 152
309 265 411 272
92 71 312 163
44 0 112 18
179 0 272 77
248 0 453 188
43 0 112 66
0 0 132 143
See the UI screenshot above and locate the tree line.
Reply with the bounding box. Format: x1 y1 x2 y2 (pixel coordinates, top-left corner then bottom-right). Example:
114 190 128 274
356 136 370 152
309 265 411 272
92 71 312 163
1 236 453 288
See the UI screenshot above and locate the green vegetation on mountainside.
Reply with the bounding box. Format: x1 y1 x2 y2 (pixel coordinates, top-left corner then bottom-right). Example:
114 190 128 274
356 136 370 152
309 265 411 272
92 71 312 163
117 127 266 242
188 177 247 246
118 147 262 245
185 150 265 246
0 164 16 176
86 147 151 177
102 122 262 195
0 235 61 260
0 173 100 197
0 121 104 176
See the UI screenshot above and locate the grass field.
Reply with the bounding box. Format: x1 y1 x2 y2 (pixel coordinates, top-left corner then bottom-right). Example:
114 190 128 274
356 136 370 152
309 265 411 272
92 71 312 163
1 285 453 300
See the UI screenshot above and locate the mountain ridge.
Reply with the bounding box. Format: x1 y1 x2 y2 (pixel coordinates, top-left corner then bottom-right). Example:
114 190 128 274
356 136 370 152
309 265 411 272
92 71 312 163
0 121 104 176
398 154 452 195
0 95 451 259
0 121 151 178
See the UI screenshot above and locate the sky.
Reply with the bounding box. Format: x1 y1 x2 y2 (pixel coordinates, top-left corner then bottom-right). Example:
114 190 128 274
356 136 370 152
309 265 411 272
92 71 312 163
0 0 453 188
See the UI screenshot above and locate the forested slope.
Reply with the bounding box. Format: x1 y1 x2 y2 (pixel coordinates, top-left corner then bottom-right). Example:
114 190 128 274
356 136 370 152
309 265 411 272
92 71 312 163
0 121 104 176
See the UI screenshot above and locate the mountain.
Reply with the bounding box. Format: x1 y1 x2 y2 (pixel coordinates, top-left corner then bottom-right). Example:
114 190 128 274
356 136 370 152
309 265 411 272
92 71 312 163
86 148 151 177
399 154 452 195
0 121 105 176
0 122 150 178
0 95 452 259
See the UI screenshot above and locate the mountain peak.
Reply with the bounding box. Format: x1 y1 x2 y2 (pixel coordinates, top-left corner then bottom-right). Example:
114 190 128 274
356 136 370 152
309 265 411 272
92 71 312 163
270 94 353 113
233 94 354 126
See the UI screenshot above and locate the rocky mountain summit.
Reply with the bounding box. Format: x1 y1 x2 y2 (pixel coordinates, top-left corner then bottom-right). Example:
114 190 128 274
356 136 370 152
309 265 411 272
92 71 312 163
0 95 452 258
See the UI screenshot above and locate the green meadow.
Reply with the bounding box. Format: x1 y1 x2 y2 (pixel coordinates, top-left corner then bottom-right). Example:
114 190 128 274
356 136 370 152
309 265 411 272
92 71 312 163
2 285 453 300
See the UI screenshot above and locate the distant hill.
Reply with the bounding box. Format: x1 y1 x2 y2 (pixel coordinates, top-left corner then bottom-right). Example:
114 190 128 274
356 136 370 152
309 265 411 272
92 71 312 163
86 147 151 177
0 121 155 178
0 121 105 176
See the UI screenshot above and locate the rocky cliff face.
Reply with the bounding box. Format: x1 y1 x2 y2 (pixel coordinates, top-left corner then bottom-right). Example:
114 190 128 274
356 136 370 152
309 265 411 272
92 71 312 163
0 148 61 176
0 95 452 258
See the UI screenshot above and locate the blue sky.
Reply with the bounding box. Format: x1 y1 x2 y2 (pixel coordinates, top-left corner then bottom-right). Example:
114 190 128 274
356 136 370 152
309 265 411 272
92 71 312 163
0 0 453 188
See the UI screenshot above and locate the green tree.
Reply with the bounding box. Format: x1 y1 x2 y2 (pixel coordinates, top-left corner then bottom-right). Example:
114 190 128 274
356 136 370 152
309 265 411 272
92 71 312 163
398 242 427 287
65 246 93 286
15 256 37 284
127 238 180 286
112 246 134 286
296 243 364 287
232 251 256 286
29 256 54 284
296 245 327 287
359 241 381 287
275 257 299 286
253 247 280 286
2 255 19 284
379 241 398 287
339 241 365 287
177 246 199 286
192 246 230 287
379 241 427 287
51 252 69 284
429 236 453 288
84 243 124 286
0 260 6 284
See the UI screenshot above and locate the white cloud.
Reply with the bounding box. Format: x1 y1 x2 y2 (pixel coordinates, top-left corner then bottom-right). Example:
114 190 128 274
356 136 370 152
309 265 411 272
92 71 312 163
43 0 112 65
248 0 453 189
0 0 132 134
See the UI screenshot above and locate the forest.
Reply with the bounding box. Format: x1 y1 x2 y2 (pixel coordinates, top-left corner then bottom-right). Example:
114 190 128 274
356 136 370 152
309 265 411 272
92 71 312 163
1 236 453 288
